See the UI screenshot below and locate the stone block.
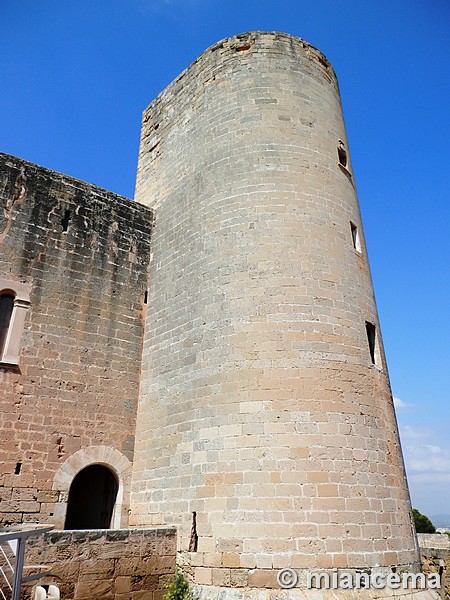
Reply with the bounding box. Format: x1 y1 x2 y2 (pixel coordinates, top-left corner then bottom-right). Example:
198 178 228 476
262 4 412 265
222 553 241 568
195 567 212 585
212 568 231 586
248 569 278 588
75 579 113 598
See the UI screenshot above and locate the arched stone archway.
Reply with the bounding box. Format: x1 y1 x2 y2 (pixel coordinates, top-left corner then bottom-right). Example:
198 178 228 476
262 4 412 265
52 446 131 529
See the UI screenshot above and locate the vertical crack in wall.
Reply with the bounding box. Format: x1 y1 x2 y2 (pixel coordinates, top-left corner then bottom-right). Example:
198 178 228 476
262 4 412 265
188 511 198 552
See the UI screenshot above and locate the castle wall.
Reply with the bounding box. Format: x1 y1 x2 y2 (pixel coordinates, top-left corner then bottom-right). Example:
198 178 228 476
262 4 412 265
23 527 176 600
418 534 450 599
132 31 419 585
0 153 152 528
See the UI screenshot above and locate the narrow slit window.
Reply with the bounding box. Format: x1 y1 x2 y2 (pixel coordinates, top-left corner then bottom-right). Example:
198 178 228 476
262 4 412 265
61 209 71 232
350 222 361 252
338 140 348 168
0 293 15 358
365 321 377 365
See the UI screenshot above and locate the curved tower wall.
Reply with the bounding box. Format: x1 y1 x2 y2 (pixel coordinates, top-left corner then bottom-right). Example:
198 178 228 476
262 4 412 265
132 32 418 584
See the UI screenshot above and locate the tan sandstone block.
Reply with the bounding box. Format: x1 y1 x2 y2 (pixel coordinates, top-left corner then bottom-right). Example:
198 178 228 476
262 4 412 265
194 567 212 585
248 569 278 588
222 553 241 568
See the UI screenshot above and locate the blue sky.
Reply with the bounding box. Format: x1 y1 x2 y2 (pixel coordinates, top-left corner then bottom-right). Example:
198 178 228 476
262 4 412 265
1 1 449 518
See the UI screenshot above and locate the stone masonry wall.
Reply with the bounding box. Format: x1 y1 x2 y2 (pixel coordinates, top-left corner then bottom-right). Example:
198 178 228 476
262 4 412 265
0 152 153 527
23 528 176 600
419 534 450 599
132 31 419 584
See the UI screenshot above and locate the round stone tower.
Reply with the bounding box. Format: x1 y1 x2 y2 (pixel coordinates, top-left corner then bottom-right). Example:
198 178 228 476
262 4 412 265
131 32 422 595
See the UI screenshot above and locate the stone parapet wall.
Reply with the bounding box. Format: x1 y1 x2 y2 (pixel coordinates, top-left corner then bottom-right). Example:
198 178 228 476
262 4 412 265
419 534 450 599
24 528 176 600
419 534 450 551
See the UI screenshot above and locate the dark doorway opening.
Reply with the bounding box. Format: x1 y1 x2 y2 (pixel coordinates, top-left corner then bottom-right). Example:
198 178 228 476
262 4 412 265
64 464 118 530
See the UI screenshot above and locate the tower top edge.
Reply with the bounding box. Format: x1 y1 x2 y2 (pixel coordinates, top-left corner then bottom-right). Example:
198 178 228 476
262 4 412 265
208 31 332 64
141 31 337 116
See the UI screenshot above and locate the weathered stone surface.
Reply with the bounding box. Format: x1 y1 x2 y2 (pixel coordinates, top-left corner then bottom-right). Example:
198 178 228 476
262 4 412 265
24 528 176 599
419 534 450 599
192 586 440 600
35 490 59 503
419 534 450 550
131 30 419 584
0 152 152 527
74 579 114 599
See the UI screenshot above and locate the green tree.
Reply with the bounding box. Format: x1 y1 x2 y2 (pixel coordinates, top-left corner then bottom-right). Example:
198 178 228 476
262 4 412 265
412 508 436 533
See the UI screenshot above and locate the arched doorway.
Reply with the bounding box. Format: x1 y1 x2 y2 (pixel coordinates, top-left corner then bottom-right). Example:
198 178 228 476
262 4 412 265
64 464 118 530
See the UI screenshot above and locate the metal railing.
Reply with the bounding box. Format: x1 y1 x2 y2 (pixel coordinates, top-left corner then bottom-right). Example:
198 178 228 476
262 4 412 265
0 541 15 600
0 525 53 600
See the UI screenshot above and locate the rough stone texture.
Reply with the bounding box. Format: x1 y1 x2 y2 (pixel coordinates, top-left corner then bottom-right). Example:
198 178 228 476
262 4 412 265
419 535 450 551
191 586 439 600
23 528 176 600
0 152 152 527
419 534 450 599
131 30 419 581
